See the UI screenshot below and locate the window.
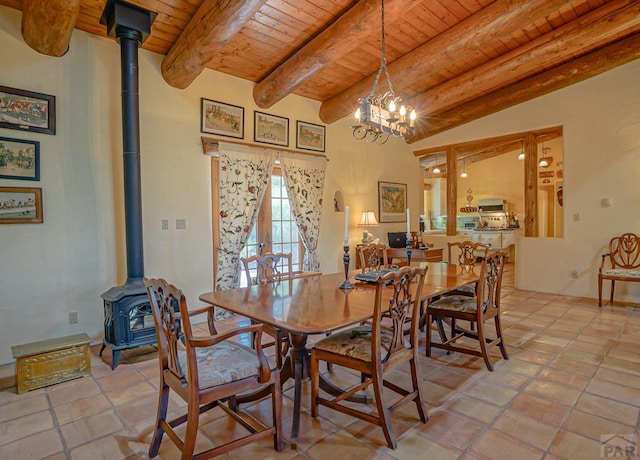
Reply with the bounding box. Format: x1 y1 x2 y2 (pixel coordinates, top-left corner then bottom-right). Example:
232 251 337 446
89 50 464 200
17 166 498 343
240 167 303 286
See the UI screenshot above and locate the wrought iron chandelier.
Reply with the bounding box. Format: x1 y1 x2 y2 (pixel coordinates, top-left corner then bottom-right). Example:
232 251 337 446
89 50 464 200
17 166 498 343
351 0 417 144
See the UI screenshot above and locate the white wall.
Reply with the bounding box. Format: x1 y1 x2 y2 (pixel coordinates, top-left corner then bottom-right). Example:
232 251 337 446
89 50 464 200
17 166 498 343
412 59 640 303
0 6 420 364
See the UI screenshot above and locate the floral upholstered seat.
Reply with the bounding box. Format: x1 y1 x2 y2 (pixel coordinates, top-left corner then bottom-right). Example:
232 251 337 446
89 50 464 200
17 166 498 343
179 341 260 389
312 326 393 362
598 233 640 307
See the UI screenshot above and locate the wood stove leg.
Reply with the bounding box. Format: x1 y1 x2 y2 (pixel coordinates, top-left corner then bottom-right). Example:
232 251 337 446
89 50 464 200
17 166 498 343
111 350 121 370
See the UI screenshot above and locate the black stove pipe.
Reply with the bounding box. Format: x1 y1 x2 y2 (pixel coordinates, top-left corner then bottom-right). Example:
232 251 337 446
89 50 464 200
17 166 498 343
117 26 144 285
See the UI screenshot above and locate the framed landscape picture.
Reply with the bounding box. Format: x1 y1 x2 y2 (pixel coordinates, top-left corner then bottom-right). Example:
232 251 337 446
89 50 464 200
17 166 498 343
378 181 407 223
0 136 40 181
254 111 289 147
200 98 244 139
296 121 325 152
0 186 43 224
0 86 56 135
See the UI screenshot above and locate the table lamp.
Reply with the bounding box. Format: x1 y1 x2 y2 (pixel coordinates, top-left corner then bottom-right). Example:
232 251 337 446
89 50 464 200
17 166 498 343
358 211 379 244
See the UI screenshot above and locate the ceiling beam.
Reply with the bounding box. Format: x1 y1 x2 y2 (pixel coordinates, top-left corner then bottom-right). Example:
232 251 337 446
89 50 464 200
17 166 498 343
21 0 81 57
410 31 640 141
419 128 562 173
253 0 419 109
161 0 267 89
318 0 571 124
411 0 640 118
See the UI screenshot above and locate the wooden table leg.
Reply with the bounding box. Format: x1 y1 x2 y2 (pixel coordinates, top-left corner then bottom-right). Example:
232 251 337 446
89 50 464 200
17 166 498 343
287 333 308 450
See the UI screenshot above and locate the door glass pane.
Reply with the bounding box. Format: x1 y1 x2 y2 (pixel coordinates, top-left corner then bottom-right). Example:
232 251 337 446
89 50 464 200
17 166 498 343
238 169 302 286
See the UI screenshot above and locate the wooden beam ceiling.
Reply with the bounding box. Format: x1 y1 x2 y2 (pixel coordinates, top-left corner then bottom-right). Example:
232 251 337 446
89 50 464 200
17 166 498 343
409 0 640 136
252 0 420 109
318 0 571 125
161 0 267 89
413 30 640 140
8 0 640 141
21 0 81 57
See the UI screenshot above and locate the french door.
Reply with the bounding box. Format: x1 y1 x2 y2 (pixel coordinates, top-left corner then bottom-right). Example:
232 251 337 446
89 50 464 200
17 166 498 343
240 167 303 285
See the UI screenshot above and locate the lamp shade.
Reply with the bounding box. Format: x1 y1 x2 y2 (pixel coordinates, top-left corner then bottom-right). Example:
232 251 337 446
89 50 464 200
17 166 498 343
358 211 379 228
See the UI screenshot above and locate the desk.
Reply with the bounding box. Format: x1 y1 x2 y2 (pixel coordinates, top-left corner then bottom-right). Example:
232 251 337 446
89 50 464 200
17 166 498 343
199 262 477 448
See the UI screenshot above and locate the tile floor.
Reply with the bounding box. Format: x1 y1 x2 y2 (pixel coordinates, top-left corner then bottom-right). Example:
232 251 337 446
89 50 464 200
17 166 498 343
1 266 639 459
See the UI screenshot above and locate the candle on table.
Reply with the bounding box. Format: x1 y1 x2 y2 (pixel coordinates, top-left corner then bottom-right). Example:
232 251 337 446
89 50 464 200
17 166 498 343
406 208 411 237
344 205 350 245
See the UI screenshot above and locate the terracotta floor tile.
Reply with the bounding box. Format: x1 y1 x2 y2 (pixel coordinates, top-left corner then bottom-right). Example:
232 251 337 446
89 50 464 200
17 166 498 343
599 356 640 376
0 410 54 446
584 378 640 407
593 367 640 390
492 409 558 451
549 356 598 378
69 430 148 460
2 267 640 459
509 394 571 426
442 394 502 424
498 357 543 377
303 430 381 460
574 393 639 426
417 410 483 450
60 409 123 448
54 393 111 425
462 380 518 407
468 428 545 460
392 430 461 460
523 380 582 406
536 368 590 391
563 409 634 441
0 428 63 459
46 376 101 406
548 430 602 460
0 393 49 423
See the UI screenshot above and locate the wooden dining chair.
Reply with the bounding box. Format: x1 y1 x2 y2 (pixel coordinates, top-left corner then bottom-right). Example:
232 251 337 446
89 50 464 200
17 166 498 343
144 278 283 459
445 240 490 296
241 252 293 368
425 249 509 371
310 266 428 449
357 243 389 272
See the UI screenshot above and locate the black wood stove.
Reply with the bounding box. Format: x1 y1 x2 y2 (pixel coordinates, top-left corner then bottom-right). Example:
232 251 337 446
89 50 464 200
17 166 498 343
99 0 157 369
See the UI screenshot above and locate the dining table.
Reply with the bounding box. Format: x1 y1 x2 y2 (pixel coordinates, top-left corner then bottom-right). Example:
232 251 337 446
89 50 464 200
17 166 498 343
199 261 479 449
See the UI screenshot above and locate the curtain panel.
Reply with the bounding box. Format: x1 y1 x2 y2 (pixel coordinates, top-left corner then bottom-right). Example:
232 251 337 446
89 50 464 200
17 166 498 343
279 152 326 272
215 143 275 318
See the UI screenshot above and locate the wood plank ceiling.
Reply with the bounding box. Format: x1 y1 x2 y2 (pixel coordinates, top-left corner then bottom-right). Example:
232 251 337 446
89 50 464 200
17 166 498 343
4 0 640 153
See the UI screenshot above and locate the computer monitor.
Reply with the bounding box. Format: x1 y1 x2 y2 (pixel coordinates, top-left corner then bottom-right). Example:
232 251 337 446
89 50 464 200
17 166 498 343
387 232 407 248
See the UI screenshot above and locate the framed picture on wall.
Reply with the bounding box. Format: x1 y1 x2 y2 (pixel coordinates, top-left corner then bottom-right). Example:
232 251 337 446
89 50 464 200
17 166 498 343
0 136 40 181
296 120 325 152
254 111 289 147
378 181 407 223
200 98 244 139
0 86 56 135
0 186 43 224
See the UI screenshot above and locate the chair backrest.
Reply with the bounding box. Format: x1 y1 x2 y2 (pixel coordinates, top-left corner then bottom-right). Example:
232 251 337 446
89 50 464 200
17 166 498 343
373 266 427 362
144 278 191 384
474 249 508 320
608 233 640 269
447 240 490 265
241 252 293 285
358 243 389 272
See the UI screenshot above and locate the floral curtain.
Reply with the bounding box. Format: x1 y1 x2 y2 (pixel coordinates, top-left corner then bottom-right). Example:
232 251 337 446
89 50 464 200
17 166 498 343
215 143 275 318
279 152 326 272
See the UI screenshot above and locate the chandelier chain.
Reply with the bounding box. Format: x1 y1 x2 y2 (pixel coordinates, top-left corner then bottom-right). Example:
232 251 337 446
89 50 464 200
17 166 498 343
369 0 395 99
